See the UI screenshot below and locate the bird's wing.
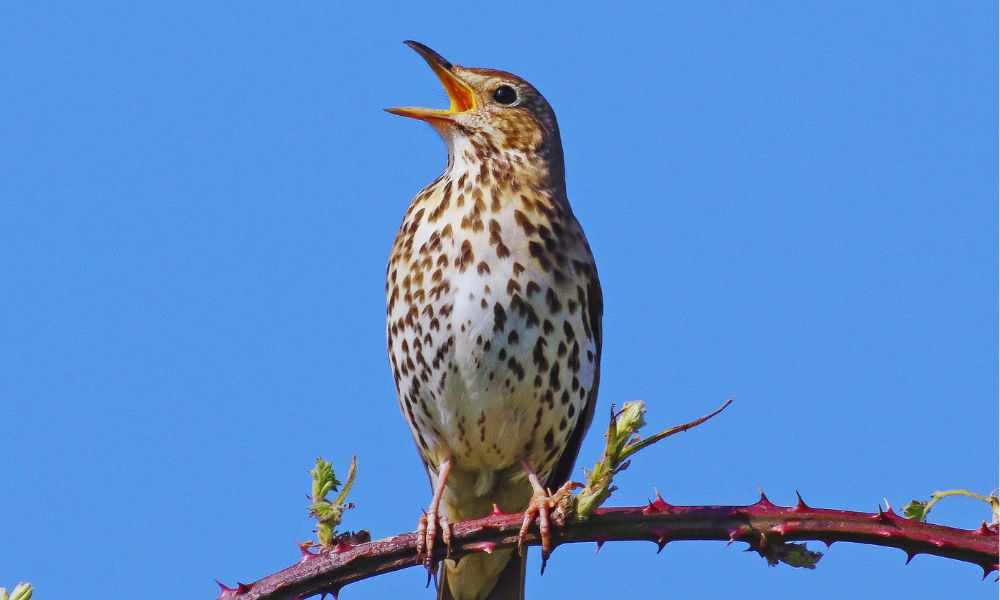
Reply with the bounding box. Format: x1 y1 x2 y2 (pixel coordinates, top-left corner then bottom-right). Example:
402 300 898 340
546 270 602 490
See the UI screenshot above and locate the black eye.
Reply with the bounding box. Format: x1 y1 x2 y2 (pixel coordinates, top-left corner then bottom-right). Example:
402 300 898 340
493 85 518 105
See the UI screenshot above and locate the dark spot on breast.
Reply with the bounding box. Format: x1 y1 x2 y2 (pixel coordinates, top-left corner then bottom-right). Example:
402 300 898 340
568 341 581 373
545 288 562 313
456 240 474 272
406 208 425 235
514 209 536 235
510 293 539 328
532 337 549 371
507 356 525 380
493 303 507 333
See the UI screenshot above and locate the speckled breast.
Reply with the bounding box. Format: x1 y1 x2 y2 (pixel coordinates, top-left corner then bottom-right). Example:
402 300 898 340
387 169 600 484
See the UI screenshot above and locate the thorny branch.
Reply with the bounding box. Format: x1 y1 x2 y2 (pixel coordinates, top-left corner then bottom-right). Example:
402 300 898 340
217 401 998 599
218 493 999 600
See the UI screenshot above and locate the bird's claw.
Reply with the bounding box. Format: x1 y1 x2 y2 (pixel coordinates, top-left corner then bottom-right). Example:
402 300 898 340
416 510 428 562
517 480 580 570
416 509 451 576
440 516 452 557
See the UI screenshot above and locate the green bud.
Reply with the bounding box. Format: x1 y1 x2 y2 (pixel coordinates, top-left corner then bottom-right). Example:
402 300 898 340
902 499 929 522
1 583 33 600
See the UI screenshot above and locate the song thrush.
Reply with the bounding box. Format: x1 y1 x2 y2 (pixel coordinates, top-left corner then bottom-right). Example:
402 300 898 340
386 41 602 600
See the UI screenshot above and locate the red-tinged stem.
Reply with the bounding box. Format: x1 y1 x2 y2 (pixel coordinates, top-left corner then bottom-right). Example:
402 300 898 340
219 495 999 600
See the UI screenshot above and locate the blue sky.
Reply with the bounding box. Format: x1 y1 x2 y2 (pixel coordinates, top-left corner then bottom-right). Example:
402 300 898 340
1 3 996 598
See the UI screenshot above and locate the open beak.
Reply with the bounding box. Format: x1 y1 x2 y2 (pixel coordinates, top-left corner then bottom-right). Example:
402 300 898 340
385 41 477 122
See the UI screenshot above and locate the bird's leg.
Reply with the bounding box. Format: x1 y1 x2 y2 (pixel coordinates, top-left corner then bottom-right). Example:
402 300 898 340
517 459 578 570
416 459 452 569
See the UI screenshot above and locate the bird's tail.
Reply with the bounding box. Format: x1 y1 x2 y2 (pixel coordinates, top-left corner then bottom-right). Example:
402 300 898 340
438 549 525 600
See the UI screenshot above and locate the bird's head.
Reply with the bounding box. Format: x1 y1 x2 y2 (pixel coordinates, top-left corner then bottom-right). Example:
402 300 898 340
386 41 564 181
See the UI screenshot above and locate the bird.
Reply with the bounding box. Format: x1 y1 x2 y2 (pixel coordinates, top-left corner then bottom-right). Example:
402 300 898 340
385 41 602 600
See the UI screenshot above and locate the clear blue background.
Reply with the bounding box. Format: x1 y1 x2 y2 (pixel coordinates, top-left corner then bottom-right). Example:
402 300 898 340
2 3 996 598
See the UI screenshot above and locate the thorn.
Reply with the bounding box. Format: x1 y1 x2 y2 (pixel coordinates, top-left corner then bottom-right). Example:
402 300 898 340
820 538 835 548
643 488 671 514
975 521 997 536
297 541 319 562
594 536 606 555
726 529 740 547
490 503 511 517
466 541 496 554
215 579 235 592
871 506 894 523
904 550 918 565
754 487 777 509
794 491 809 511
236 582 252 594
652 529 669 553
982 563 999 580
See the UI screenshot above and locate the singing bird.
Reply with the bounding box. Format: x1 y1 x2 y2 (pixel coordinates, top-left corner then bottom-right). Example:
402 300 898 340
385 41 602 600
